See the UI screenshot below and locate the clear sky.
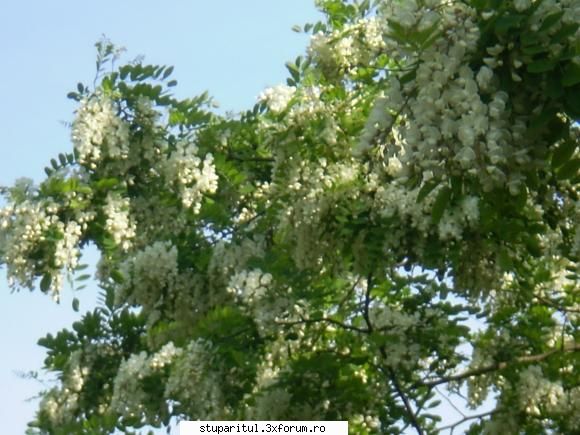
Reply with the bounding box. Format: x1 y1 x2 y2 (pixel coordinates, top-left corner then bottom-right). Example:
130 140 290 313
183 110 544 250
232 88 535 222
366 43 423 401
0 1 321 433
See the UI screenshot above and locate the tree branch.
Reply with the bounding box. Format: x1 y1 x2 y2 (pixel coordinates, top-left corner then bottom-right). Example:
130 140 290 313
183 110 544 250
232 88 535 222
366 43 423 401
387 368 425 435
362 272 424 435
535 294 580 314
419 342 580 388
362 272 374 333
438 410 499 434
275 316 370 334
435 386 466 419
226 153 274 163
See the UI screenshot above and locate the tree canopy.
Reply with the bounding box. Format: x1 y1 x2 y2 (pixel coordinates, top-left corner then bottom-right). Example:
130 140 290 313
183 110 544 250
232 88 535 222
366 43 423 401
1 0 579 433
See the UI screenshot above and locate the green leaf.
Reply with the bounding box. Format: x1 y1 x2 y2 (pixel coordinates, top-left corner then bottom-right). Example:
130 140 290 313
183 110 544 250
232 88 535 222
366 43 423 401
431 186 451 224
167 80 177 87
551 140 577 168
119 65 131 80
524 235 542 257
450 176 463 197
95 178 119 190
286 61 300 82
527 59 557 73
428 400 442 408
72 298 80 312
40 274 52 292
556 158 580 180
562 62 580 87
416 179 439 203
110 269 125 284
162 66 174 80
552 23 579 43
399 68 417 85
564 87 580 120
497 249 513 271
494 14 524 34
539 11 565 32
521 44 549 56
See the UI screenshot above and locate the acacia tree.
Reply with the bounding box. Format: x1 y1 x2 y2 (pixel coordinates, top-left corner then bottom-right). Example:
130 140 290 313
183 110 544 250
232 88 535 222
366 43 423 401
1 0 579 433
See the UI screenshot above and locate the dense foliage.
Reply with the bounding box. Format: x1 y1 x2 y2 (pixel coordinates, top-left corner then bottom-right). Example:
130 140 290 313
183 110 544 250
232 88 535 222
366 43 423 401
1 0 579 433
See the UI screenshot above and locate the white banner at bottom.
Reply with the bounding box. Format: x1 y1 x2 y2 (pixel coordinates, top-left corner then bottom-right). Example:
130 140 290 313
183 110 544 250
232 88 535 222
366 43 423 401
179 421 348 435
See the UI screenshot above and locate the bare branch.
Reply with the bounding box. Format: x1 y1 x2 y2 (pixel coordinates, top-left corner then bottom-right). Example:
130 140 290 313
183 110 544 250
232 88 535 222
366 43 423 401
435 386 466 418
362 272 374 333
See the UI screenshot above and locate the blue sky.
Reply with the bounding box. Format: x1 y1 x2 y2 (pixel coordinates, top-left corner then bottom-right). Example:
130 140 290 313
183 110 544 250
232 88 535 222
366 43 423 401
0 1 320 432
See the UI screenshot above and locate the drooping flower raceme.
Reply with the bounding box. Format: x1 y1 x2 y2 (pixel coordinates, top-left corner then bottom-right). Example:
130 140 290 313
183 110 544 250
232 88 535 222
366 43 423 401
71 93 130 167
163 140 218 213
258 85 296 113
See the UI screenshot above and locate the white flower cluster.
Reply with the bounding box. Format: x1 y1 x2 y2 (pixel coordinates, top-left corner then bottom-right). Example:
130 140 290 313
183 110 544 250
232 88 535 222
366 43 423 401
351 414 381 433
437 195 480 240
258 85 296 113
288 86 325 124
53 221 82 271
117 241 178 314
243 362 293 419
466 345 496 406
209 236 267 285
517 365 580 422
164 140 218 213
244 355 320 421
134 96 161 127
38 350 89 427
71 93 130 167
165 339 227 420
0 198 95 298
308 17 386 72
227 268 287 334
0 200 59 290
369 302 422 369
277 158 362 269
104 192 136 251
227 268 272 303
111 342 181 421
111 351 149 419
372 176 481 245
248 387 293 420
367 0 580 196
369 302 420 331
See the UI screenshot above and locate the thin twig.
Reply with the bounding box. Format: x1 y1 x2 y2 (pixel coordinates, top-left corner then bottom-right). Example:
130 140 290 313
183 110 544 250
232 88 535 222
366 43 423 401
435 386 466 418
